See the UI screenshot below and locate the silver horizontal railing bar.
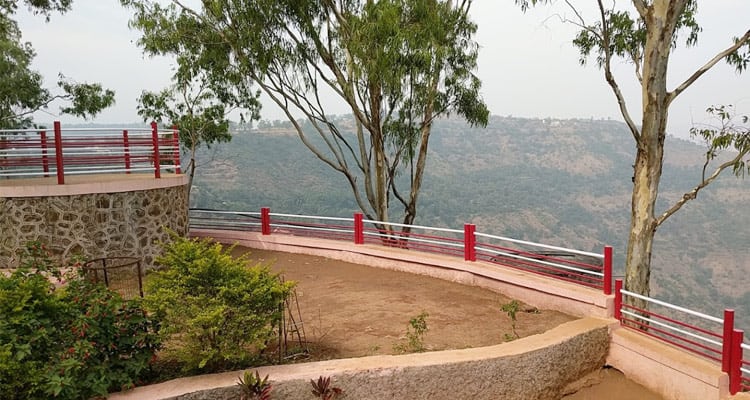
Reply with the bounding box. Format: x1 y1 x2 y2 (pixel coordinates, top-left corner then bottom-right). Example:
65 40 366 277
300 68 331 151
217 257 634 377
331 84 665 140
193 210 261 216
479 246 603 277
270 213 354 223
621 289 724 324
362 218 463 234
620 309 723 347
363 230 464 248
475 232 602 259
270 223 353 235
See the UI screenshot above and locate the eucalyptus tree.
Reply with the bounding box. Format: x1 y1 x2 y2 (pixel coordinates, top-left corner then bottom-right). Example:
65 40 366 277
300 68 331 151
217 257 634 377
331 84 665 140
122 0 488 232
0 0 115 128
516 0 750 302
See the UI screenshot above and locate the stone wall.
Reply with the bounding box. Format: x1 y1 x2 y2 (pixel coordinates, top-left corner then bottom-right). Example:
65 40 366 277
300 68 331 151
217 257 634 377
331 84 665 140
0 185 188 269
109 318 610 400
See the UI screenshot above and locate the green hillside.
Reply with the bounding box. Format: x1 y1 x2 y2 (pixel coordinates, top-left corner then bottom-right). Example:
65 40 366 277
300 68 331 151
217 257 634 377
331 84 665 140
190 115 750 327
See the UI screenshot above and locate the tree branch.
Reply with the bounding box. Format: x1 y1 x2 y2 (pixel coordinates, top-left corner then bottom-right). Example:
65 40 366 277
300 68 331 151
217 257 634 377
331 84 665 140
668 30 750 105
596 0 642 146
655 148 749 227
632 0 648 18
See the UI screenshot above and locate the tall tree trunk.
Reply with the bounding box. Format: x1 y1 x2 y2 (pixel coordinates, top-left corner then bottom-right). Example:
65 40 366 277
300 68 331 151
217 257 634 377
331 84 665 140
186 147 197 206
625 2 679 315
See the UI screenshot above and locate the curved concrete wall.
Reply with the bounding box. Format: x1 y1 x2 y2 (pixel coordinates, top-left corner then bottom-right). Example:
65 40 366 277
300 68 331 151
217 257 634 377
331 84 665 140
109 318 610 400
0 175 188 269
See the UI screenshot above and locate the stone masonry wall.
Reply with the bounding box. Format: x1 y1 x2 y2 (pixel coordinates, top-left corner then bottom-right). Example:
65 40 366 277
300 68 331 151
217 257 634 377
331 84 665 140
0 185 188 269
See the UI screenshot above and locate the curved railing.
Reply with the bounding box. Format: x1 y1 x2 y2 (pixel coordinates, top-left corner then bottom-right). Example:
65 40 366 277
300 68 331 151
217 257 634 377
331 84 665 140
0 121 181 184
189 207 613 294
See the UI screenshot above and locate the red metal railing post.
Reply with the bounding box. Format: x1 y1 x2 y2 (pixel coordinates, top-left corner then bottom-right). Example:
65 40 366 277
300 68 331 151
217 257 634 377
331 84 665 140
354 212 364 244
172 124 181 174
730 329 744 395
53 121 64 184
151 121 161 178
464 223 476 262
261 207 271 235
614 279 623 322
40 130 49 177
603 245 613 295
123 129 131 174
723 309 736 373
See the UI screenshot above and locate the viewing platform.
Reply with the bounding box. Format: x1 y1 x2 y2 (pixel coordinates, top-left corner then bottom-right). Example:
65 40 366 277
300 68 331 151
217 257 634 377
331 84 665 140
0 122 188 270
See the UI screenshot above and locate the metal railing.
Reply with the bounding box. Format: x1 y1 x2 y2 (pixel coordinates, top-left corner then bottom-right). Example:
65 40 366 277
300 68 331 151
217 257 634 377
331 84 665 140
361 219 465 258
188 207 612 294
0 121 181 183
614 279 746 395
475 232 608 291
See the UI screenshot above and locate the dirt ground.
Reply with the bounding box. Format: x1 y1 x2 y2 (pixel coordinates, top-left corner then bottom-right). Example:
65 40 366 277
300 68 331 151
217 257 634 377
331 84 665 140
236 247 574 359
563 368 663 400
236 247 663 399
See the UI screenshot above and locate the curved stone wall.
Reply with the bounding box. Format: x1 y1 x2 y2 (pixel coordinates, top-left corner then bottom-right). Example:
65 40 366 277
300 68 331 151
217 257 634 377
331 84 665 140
0 183 187 269
109 318 610 400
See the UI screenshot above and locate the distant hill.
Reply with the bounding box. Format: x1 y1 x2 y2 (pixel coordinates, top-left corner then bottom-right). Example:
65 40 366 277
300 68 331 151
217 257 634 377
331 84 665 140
191 115 750 327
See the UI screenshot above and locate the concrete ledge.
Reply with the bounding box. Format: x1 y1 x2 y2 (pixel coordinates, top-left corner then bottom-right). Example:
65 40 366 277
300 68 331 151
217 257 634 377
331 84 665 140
606 326 729 400
190 229 613 319
109 318 610 400
0 173 187 197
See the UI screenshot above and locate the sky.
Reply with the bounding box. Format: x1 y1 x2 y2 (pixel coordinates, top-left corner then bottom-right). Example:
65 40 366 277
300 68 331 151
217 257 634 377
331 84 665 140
15 0 750 139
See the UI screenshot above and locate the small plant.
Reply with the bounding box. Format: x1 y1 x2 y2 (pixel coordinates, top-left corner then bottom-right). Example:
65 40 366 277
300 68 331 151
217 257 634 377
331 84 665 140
237 370 272 400
394 311 429 353
501 300 521 341
310 375 343 400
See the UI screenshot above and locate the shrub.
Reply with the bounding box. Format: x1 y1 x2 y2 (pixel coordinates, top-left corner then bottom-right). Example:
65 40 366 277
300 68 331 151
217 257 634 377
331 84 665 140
146 235 294 372
0 263 69 398
45 278 161 398
0 242 161 400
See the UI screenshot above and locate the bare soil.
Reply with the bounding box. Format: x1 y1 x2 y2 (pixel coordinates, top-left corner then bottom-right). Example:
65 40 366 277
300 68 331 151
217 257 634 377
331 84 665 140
236 247 574 359
236 247 664 399
563 368 663 399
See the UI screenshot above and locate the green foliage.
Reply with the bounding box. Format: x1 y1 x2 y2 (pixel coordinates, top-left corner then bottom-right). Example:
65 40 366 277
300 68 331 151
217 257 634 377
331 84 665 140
501 300 521 341
146 235 294 372
690 105 750 178
44 279 161 399
122 0 487 228
394 311 429 353
310 376 343 400
0 0 114 128
0 242 160 400
237 370 272 400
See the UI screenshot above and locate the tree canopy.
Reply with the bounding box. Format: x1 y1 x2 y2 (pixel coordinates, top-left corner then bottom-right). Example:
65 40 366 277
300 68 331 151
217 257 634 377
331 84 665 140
0 0 115 129
122 0 488 230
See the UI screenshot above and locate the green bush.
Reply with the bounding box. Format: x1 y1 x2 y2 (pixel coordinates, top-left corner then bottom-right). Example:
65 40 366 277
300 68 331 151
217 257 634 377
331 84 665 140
146 235 294 372
46 278 161 398
0 242 161 400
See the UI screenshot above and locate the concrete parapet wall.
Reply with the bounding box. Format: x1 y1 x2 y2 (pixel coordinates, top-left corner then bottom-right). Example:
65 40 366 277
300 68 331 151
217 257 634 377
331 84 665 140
109 318 610 400
0 176 188 269
607 327 729 400
190 229 613 319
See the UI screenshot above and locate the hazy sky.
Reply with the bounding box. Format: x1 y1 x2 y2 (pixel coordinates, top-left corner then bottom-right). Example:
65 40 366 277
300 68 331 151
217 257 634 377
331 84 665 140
16 0 750 138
